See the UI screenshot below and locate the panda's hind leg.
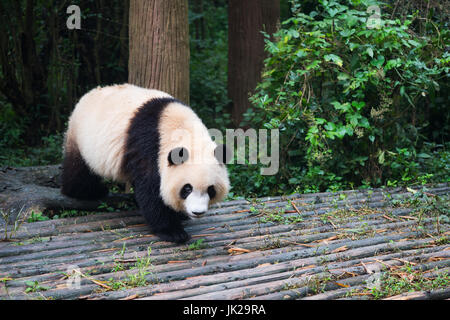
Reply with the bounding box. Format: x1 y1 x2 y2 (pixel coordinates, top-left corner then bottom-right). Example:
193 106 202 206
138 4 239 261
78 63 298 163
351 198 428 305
61 141 109 200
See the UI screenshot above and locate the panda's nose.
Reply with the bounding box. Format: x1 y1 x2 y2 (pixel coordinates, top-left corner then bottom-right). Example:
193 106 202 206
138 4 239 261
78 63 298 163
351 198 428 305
192 211 205 216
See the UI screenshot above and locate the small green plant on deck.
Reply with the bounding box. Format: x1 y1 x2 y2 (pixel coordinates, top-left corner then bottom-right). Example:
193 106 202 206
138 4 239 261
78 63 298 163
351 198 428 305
188 238 208 251
25 281 49 293
97 202 116 212
390 188 449 234
107 247 155 290
366 264 449 299
258 206 304 225
27 211 50 223
1 207 26 241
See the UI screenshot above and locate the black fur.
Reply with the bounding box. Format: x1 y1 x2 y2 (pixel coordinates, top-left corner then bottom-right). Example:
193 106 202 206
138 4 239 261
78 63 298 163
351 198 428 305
61 142 109 200
123 97 190 243
207 185 216 199
180 184 193 199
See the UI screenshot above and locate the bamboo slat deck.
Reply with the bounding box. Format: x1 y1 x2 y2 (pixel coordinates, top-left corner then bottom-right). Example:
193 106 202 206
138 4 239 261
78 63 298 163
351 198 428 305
0 184 449 300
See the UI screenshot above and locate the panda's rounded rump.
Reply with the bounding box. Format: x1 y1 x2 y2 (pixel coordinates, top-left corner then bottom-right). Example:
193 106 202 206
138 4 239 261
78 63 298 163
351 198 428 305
66 84 173 182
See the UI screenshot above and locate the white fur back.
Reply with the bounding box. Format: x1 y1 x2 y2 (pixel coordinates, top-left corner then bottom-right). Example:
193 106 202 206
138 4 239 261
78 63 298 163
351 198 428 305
66 84 172 182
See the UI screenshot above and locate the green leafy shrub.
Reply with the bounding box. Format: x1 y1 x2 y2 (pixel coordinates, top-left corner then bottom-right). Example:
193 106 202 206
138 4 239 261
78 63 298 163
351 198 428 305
240 0 449 195
0 102 25 150
0 133 63 167
189 1 231 129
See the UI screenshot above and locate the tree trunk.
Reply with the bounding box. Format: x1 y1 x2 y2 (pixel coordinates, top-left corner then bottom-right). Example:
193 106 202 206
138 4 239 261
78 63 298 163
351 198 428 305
128 0 190 104
228 0 280 126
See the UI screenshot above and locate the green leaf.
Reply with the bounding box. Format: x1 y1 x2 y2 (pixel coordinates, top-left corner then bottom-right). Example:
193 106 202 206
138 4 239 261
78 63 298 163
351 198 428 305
306 60 321 70
345 125 354 136
378 151 385 164
309 126 319 134
346 113 362 127
407 39 421 47
348 42 360 51
359 117 370 129
335 125 348 139
324 122 336 131
351 101 365 111
324 54 343 67
385 58 402 70
315 118 327 125
331 101 351 113
417 153 431 159
295 49 308 58
340 29 355 37
337 73 350 81
370 55 385 68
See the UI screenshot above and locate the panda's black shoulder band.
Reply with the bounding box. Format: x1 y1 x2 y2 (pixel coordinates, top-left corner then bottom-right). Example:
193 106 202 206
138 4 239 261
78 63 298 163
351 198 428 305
122 97 178 177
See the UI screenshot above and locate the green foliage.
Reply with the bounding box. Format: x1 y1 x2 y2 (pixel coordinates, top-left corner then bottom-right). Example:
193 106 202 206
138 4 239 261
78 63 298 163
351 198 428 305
24 280 49 293
0 133 63 167
238 0 449 196
189 0 231 129
108 247 155 290
0 102 24 149
367 264 449 299
187 238 208 250
1 0 448 202
0 0 129 146
27 211 50 223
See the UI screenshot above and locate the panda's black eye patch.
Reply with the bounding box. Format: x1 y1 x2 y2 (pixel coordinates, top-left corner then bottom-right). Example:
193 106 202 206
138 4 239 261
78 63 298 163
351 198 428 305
207 185 216 199
168 147 189 166
180 184 193 199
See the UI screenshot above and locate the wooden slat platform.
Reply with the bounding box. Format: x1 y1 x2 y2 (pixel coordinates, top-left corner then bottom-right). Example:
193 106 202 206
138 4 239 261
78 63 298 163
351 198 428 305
1 184 449 300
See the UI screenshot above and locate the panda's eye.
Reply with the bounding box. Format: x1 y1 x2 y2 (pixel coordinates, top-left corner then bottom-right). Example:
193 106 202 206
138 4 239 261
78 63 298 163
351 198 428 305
207 185 216 199
180 184 192 199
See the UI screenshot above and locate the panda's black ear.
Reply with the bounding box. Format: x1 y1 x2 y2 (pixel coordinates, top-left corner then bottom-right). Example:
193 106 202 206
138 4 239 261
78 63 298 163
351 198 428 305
214 144 232 165
168 147 189 166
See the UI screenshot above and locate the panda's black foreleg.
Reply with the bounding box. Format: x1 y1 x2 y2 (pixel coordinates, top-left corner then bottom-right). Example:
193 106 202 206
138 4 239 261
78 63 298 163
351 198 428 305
133 177 190 243
61 143 109 200
149 211 190 244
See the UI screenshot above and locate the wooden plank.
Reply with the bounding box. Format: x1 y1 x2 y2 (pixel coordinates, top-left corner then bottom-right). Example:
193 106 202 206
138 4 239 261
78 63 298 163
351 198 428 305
0 185 447 300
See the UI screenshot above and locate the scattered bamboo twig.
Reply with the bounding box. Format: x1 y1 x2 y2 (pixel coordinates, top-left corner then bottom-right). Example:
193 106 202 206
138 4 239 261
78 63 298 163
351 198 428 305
382 214 396 222
73 270 112 291
399 215 417 220
289 200 302 215
227 247 251 255
392 258 416 266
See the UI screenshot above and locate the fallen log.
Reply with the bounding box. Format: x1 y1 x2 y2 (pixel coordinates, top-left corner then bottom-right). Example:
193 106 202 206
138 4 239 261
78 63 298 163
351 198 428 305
0 165 134 225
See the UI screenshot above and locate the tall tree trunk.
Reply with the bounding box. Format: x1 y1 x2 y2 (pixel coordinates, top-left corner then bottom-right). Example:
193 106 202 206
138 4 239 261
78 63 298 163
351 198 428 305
128 0 190 104
228 0 280 126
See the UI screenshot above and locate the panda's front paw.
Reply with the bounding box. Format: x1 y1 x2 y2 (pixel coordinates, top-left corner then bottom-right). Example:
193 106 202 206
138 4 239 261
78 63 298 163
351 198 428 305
153 226 190 244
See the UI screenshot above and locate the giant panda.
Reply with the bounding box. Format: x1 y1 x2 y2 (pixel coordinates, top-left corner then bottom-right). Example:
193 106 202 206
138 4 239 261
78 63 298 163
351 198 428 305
61 84 230 243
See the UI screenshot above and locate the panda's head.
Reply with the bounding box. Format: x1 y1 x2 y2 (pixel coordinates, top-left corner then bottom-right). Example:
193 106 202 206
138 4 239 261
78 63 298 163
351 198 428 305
160 144 230 219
